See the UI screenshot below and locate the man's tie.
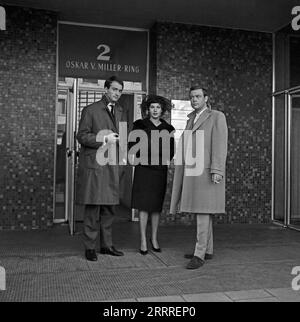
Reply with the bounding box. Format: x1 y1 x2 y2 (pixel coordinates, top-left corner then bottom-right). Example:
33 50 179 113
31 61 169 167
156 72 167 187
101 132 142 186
107 103 115 118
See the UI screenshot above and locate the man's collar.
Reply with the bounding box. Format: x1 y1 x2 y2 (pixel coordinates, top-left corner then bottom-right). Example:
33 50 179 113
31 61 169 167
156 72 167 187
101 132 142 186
195 106 207 114
103 94 115 106
187 107 210 119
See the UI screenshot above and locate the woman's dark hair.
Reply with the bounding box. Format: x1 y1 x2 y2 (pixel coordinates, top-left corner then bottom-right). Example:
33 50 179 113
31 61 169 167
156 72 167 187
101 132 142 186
141 95 173 117
104 76 124 90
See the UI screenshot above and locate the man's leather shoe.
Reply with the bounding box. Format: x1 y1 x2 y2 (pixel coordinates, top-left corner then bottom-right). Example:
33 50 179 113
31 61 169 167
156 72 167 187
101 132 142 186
100 246 124 256
204 253 213 260
85 249 97 261
184 253 213 260
186 256 204 269
184 253 194 259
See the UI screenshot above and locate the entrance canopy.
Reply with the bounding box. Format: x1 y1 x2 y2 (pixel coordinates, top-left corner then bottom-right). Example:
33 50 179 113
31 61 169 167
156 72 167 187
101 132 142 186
1 0 299 32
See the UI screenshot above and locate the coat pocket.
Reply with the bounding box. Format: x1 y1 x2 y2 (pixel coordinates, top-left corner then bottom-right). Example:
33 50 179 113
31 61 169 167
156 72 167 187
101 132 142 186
84 152 102 169
84 148 98 156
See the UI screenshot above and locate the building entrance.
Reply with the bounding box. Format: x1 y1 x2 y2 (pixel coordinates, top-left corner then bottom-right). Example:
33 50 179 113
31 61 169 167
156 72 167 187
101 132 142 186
54 78 144 234
273 87 300 231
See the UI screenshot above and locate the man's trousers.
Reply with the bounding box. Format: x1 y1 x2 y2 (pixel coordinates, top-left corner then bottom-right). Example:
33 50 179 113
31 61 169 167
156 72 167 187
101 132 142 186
194 214 213 260
83 205 115 250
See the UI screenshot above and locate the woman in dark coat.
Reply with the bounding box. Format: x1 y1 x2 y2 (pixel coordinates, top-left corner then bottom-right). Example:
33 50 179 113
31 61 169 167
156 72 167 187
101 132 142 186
128 95 175 254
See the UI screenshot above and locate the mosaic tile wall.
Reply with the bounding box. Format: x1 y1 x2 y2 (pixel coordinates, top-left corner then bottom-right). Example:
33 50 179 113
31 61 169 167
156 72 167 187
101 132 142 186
150 22 273 225
0 6 57 230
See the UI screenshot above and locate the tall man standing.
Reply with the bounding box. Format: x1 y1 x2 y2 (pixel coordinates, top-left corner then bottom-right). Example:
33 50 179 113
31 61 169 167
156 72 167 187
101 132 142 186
170 86 228 269
76 76 127 261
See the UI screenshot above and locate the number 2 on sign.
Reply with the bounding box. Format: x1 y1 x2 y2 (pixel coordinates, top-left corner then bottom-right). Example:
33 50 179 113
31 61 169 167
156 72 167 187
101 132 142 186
97 44 111 61
291 266 300 291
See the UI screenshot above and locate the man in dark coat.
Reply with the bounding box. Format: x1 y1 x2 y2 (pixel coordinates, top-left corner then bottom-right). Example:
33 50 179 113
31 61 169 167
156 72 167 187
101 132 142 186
76 76 127 261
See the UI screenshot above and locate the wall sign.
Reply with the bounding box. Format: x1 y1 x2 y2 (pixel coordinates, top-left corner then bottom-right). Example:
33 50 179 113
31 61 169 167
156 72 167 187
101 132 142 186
171 100 193 146
59 23 148 90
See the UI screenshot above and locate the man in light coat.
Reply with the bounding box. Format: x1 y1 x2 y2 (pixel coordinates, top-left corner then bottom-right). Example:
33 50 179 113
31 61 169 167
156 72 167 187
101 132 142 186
170 86 228 269
76 76 127 261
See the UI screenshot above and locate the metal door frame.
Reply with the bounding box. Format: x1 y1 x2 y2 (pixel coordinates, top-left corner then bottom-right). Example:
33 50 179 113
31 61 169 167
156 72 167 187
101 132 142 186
53 79 78 234
53 89 69 224
287 90 300 231
272 90 288 227
65 79 78 235
272 85 300 231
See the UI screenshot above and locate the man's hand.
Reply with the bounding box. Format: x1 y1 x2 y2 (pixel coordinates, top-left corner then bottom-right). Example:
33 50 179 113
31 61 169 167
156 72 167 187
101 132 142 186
104 133 119 144
212 173 223 184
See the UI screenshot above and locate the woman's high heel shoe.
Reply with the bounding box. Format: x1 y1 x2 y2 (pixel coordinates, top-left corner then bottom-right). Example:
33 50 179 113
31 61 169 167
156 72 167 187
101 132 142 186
139 249 148 255
150 239 161 252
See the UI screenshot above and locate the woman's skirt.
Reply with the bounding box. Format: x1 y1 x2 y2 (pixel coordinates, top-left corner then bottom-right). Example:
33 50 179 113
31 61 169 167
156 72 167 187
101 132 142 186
131 165 168 213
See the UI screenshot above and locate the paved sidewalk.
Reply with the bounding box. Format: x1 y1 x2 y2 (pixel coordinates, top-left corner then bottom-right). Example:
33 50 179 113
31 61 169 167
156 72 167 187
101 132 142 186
0 222 300 302
105 287 300 302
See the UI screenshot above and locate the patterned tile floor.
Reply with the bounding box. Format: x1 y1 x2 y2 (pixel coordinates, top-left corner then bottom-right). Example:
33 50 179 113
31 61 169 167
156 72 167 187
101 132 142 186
0 222 300 301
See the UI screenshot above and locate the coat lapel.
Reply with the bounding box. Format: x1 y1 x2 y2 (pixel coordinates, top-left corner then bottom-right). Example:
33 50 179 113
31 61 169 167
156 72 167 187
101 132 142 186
192 108 212 132
185 111 196 130
100 96 119 133
114 104 123 133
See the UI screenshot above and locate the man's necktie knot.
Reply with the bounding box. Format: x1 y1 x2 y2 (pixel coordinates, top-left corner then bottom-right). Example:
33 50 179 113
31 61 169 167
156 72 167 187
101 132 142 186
107 103 115 117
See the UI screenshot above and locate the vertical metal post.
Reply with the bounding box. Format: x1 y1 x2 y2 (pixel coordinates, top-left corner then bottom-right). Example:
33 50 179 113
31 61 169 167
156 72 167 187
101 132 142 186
65 89 71 224
69 78 78 235
271 95 275 222
271 33 276 222
284 91 289 227
65 78 78 235
53 20 60 224
287 93 292 226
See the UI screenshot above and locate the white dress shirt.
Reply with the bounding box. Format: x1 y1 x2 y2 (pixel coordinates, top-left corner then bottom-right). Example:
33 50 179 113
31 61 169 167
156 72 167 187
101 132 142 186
107 102 115 116
193 107 207 124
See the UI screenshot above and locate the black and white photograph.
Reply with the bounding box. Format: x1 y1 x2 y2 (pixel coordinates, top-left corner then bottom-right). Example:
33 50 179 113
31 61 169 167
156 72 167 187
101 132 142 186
0 0 300 308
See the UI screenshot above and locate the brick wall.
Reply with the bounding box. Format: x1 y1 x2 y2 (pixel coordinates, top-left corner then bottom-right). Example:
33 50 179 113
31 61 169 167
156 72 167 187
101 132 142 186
0 13 273 229
150 22 273 224
0 6 57 230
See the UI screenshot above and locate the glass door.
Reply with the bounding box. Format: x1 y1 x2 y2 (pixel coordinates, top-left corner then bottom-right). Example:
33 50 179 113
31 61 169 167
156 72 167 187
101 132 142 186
273 92 287 225
54 90 68 223
273 88 300 231
289 91 300 229
54 78 78 235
